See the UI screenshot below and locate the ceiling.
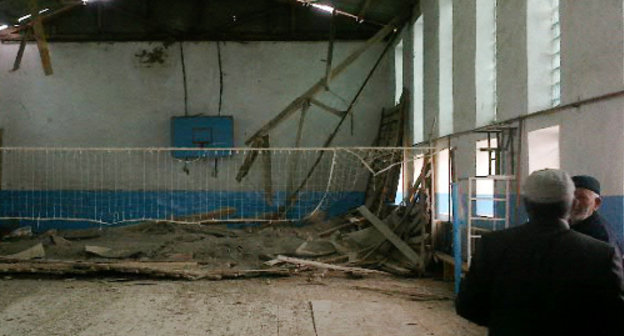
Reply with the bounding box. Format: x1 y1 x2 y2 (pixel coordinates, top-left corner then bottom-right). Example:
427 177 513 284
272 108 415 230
0 0 417 42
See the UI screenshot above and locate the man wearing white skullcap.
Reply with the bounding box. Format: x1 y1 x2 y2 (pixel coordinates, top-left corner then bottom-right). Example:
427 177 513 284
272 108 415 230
456 169 624 335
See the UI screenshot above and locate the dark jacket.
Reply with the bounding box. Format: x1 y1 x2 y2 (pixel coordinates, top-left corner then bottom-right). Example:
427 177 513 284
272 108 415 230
572 211 624 257
456 218 624 336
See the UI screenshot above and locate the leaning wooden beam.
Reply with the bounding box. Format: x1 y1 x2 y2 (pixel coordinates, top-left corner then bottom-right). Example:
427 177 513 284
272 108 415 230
29 0 53 75
235 137 263 182
357 206 421 267
245 15 401 145
11 32 28 72
309 98 346 118
261 135 273 206
276 255 389 275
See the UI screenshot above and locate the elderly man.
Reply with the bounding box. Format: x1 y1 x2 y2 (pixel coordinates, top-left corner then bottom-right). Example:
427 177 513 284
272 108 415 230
456 169 624 335
571 175 624 256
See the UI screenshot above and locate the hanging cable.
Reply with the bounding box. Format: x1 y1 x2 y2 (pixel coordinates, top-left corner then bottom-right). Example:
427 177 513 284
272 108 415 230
217 41 224 115
179 41 189 117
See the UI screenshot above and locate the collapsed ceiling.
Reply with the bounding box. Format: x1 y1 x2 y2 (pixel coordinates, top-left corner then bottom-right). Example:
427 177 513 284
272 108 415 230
0 0 417 42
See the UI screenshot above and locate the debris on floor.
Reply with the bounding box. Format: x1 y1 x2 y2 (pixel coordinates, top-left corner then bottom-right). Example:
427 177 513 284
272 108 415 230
0 156 433 280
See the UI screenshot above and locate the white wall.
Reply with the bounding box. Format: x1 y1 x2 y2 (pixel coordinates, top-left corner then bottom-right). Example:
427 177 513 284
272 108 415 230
497 0 527 121
560 0 624 103
0 41 392 148
0 41 393 192
423 0 439 139
452 0 476 133
408 0 624 239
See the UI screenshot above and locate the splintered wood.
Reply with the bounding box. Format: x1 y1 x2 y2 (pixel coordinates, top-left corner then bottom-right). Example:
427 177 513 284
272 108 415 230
304 155 433 276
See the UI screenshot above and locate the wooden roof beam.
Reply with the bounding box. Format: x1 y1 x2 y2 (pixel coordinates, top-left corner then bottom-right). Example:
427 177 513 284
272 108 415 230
0 1 83 40
245 14 403 145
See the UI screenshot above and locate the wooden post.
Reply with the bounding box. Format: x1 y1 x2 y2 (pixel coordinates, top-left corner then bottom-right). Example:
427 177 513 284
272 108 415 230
261 135 273 206
287 101 309 194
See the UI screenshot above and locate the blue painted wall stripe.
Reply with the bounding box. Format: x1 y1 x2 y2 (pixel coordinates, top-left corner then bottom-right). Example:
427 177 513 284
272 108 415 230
0 190 365 231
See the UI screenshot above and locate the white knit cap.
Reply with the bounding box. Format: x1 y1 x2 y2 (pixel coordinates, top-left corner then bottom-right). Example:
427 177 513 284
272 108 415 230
523 169 575 203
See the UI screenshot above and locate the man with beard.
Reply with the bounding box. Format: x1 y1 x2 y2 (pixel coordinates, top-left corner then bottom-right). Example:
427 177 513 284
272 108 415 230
570 175 624 257
456 169 624 335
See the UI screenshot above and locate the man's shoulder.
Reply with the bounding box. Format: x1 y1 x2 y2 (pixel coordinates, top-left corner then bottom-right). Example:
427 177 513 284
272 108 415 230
558 228 617 258
479 223 533 246
483 222 614 253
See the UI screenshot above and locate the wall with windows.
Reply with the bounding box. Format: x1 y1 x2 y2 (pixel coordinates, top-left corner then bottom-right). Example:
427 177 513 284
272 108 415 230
405 0 624 247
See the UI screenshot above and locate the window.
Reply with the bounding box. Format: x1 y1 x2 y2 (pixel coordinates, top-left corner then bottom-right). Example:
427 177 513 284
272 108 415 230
435 148 451 218
528 125 560 173
527 0 560 112
394 154 424 205
475 0 497 126
439 0 453 136
475 139 498 217
551 0 561 106
394 40 404 104
413 16 424 143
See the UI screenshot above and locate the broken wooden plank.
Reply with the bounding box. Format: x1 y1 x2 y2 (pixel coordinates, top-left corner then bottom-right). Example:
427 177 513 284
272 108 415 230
357 206 421 267
276 255 389 275
173 207 237 222
29 0 53 75
0 259 291 281
309 98 346 118
1 243 45 260
434 251 469 272
245 16 401 145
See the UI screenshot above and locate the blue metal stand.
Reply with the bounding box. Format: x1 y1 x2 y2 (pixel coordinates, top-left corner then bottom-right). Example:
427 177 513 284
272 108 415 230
451 182 462 294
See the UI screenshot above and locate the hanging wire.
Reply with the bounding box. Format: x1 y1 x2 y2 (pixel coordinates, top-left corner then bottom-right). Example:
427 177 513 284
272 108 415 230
179 41 189 117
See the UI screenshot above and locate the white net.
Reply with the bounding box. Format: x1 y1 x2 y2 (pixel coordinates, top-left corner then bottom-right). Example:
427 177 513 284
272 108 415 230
0 147 427 227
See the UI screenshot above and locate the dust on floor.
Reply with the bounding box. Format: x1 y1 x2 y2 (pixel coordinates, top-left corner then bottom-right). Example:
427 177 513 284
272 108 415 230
0 276 485 336
0 221 319 270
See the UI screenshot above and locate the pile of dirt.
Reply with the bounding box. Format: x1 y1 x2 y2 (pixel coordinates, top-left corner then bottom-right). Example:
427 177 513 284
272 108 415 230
0 219 334 272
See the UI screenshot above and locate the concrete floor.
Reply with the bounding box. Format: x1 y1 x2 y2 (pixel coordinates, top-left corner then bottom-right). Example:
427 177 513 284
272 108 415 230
0 275 485 336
